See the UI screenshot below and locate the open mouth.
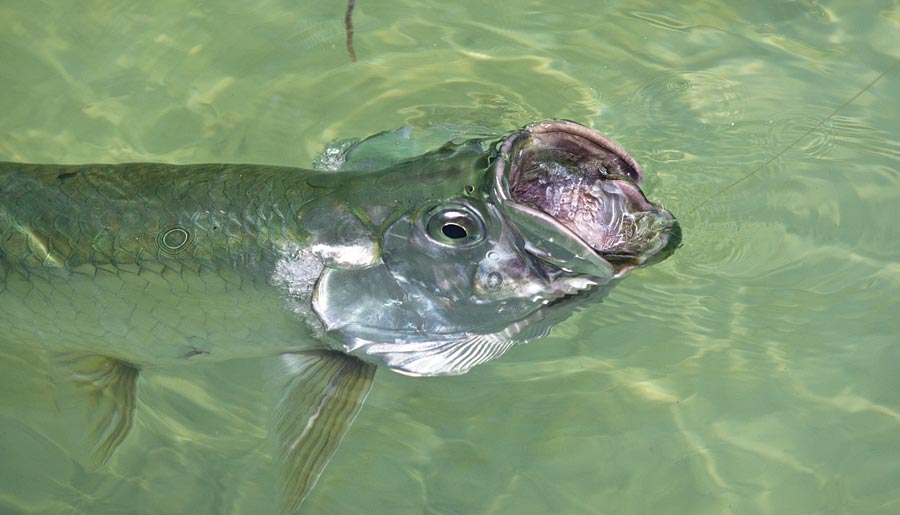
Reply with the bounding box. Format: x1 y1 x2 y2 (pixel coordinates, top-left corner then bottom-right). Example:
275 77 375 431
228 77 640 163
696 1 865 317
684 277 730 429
492 120 681 278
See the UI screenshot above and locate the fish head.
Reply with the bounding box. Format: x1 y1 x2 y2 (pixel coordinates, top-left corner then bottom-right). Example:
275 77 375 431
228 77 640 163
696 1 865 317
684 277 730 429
310 120 679 376
380 195 588 318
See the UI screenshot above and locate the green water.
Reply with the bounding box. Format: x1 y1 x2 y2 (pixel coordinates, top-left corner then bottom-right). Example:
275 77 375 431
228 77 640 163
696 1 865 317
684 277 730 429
2 0 899 513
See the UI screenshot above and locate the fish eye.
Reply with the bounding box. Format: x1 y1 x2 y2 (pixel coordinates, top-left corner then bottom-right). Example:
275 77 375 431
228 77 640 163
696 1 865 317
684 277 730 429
425 204 485 247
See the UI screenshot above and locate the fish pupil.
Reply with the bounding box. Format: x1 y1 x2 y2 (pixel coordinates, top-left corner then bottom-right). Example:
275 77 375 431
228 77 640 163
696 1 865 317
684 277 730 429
442 223 467 239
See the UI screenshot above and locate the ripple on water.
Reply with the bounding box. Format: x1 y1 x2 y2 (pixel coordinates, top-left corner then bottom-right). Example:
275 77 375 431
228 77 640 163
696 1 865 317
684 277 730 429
559 81 607 111
298 47 614 144
629 66 748 125
625 10 690 31
802 114 900 161
285 18 345 53
643 148 688 163
740 110 817 152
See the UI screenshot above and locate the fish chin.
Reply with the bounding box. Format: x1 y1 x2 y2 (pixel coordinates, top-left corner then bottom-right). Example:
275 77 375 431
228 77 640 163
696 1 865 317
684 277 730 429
492 120 680 276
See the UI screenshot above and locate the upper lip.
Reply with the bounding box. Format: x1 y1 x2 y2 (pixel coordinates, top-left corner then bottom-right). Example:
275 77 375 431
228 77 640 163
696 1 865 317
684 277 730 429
509 119 644 184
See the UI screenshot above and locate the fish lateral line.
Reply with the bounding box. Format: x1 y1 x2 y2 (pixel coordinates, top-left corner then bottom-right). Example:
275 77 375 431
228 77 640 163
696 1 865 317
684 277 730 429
688 58 900 214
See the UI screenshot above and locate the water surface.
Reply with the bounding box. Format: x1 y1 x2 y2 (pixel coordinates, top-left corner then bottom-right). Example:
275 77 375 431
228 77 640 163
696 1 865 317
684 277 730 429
1 0 899 513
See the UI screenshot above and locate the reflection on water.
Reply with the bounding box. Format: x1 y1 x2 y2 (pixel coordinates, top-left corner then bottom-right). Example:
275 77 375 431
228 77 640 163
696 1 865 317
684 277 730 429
2 0 900 513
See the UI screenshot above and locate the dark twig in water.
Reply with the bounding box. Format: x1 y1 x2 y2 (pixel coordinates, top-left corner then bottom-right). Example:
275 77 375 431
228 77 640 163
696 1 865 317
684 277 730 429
345 0 357 62
689 59 900 214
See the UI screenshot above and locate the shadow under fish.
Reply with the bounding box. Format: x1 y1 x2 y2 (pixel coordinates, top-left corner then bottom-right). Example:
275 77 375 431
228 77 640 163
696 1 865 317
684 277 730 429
0 120 679 512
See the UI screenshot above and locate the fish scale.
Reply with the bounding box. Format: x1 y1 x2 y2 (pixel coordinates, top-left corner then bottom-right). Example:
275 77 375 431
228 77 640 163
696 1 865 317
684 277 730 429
0 162 324 364
0 120 679 512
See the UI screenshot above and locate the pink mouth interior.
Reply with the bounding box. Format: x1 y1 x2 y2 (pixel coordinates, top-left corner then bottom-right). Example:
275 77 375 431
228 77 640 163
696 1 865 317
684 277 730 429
504 124 679 268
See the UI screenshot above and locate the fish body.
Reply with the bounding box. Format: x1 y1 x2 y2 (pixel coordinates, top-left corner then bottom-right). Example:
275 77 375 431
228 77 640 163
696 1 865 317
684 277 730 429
0 120 679 511
2 162 318 365
0 140 486 367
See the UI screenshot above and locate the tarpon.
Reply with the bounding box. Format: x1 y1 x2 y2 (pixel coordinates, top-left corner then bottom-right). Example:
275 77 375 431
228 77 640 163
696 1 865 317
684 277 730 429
0 120 680 512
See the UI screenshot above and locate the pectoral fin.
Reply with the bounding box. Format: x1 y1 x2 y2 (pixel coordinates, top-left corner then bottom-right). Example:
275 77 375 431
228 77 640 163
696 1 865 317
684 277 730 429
273 350 376 513
59 354 140 466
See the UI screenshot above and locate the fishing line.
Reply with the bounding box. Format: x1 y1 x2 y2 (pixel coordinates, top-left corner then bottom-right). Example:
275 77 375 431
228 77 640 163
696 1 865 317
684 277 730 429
688 58 900 214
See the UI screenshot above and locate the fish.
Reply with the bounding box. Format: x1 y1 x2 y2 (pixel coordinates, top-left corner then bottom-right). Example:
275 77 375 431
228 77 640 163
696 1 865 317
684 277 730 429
0 119 680 512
